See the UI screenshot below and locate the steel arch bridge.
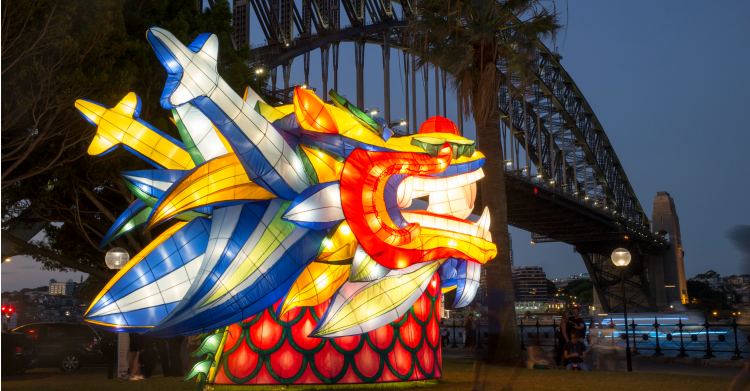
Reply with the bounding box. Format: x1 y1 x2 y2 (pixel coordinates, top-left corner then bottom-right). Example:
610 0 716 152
227 0 679 313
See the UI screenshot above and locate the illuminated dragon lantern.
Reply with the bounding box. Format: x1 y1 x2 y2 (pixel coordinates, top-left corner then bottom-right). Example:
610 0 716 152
78 28 496 385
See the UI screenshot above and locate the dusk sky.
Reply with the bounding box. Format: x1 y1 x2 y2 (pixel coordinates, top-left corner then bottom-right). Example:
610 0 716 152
2 1 748 291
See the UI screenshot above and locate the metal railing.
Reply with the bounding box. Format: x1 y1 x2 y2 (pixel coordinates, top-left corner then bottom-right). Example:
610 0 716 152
438 317 749 360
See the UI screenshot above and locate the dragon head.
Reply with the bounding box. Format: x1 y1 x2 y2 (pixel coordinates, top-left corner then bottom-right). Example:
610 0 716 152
80 29 496 339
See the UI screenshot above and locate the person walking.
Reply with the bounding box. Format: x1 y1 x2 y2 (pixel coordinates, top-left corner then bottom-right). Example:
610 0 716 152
127 333 145 381
463 309 476 357
556 312 570 366
167 336 185 377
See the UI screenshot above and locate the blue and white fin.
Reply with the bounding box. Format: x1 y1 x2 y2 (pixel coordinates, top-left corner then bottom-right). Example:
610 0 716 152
99 200 151 249
143 200 325 337
282 182 344 230
84 217 211 332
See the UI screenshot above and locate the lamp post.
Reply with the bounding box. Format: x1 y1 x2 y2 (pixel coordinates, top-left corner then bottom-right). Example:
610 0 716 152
105 247 129 270
612 247 632 372
105 247 129 379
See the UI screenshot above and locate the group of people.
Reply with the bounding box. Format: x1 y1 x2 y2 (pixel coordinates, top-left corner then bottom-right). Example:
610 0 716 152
528 307 591 371
126 333 186 381
438 306 481 353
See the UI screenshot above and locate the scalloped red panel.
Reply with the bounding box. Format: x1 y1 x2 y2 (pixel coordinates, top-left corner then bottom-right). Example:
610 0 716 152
212 274 443 385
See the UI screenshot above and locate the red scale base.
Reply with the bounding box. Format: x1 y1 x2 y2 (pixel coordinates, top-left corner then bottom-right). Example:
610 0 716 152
211 274 443 385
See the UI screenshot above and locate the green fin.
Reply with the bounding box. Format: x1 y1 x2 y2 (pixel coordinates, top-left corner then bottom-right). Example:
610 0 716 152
411 137 476 159
190 333 223 358
183 359 212 382
172 109 206 165
328 89 383 136
296 144 319 185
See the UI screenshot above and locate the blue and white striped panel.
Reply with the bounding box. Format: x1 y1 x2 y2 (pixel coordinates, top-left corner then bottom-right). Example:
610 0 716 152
121 169 189 199
143 201 272 336
144 199 325 337
173 103 229 161
85 217 211 330
454 260 481 308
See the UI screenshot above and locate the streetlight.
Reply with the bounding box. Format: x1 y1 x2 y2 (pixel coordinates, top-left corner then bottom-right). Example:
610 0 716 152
105 247 129 270
3 257 10 262
611 247 632 372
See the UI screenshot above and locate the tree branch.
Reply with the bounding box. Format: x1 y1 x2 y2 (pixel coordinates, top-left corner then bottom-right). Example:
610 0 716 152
3 232 114 280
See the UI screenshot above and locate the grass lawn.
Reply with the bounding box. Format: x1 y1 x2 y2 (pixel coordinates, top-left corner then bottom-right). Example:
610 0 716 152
1 358 735 391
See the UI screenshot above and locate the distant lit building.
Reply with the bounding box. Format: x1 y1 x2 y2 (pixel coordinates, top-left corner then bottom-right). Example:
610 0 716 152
512 266 547 302
49 279 78 296
567 273 590 281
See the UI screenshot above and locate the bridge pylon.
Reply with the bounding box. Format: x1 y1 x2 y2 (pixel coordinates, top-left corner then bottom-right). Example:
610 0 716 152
651 191 688 306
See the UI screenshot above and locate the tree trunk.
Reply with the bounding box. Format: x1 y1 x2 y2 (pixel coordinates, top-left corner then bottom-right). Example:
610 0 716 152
476 106 520 363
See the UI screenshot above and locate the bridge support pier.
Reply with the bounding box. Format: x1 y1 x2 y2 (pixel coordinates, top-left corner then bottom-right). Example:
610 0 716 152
303 52 310 87
333 42 339 93
355 37 365 109
523 90 529 178
423 64 429 120
403 50 410 134
547 98 554 180
580 247 658 314
441 70 447 117
435 66 439 117
270 68 277 92
411 53 417 133
382 30 390 125
457 94 463 136
535 86 543 178
282 59 293 90
321 44 330 100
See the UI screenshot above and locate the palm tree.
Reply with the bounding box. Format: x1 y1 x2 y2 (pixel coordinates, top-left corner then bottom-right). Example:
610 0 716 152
408 0 561 362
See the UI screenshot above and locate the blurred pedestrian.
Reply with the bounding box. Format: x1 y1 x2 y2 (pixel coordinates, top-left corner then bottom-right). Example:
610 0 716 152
464 308 476 357
140 337 159 378
168 336 185 377
154 338 171 377
556 312 569 366
127 332 144 381
527 338 553 369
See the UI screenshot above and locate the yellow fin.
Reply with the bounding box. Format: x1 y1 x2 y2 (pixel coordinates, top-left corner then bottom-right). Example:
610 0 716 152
111 92 141 117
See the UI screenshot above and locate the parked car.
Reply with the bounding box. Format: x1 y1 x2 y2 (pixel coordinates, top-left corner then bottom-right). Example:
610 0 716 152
12 323 106 371
1 331 36 375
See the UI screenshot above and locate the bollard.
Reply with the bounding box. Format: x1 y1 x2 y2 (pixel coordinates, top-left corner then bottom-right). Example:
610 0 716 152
653 317 663 357
519 321 526 351
676 319 688 358
630 319 640 355
703 317 715 359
